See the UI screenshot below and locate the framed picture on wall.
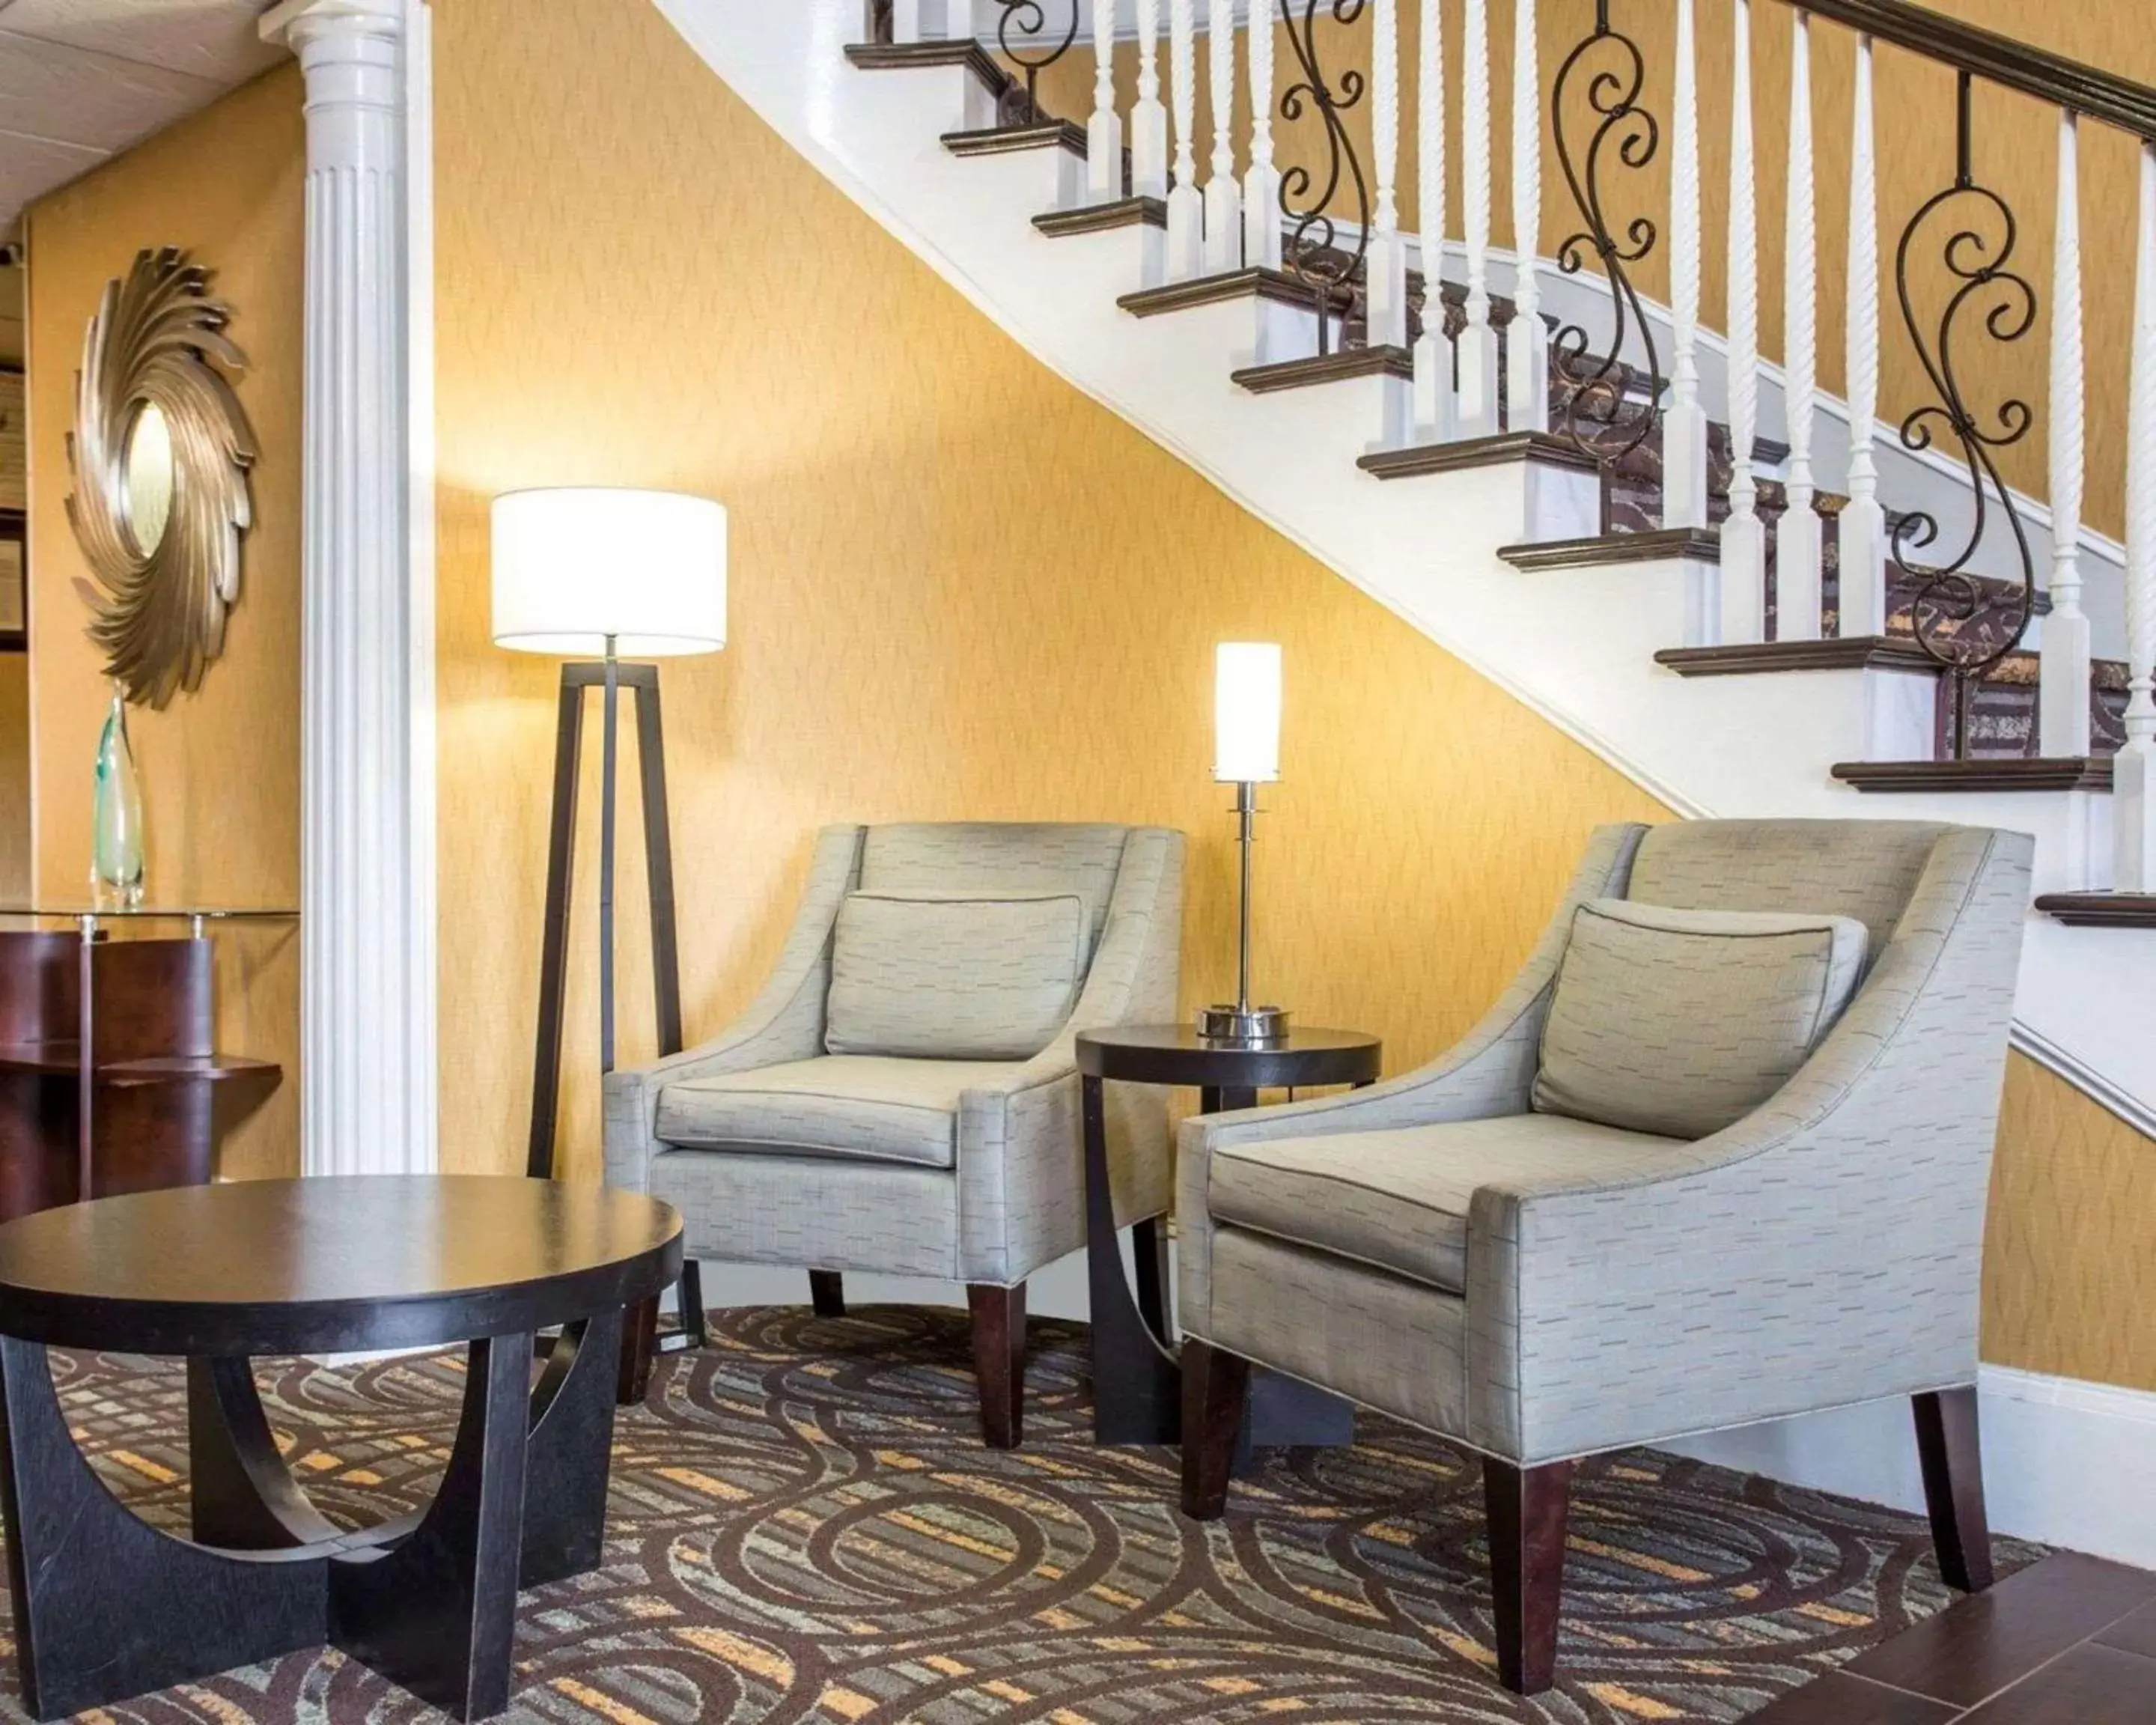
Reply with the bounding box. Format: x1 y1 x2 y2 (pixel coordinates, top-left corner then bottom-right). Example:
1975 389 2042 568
0 510 23 652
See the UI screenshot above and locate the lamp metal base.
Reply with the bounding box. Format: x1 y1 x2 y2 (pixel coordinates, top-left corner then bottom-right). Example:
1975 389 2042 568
1196 1005 1291 1047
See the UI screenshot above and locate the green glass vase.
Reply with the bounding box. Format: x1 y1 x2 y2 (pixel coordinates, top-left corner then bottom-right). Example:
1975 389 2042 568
91 681 145 909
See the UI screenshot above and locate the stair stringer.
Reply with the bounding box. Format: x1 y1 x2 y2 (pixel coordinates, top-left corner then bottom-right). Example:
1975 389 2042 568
655 0 2156 1134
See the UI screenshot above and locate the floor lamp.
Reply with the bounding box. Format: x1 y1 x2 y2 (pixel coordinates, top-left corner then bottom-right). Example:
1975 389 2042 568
493 487 727 1379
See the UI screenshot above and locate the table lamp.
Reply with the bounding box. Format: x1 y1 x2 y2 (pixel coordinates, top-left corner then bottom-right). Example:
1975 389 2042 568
1199 642 1288 1045
492 487 727 1182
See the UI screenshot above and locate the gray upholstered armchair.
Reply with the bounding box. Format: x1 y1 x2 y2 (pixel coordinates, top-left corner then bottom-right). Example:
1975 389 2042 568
1175 818 2032 1694
606 821 1185 1446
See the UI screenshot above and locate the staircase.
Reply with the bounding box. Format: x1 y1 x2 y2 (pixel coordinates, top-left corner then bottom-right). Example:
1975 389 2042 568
655 0 2156 1128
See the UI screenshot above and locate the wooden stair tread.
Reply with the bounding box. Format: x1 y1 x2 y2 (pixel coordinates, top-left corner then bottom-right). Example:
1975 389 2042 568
2034 892 2156 927
1233 346 1416 392
1118 267 1351 317
1359 432 1601 480
844 39 1009 88
943 119 1088 158
1499 527 1722 571
1033 197 1166 237
1830 756 2114 793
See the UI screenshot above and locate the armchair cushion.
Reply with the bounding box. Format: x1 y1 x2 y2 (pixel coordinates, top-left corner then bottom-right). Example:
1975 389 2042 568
1209 1113 1686 1294
653 1054 1028 1169
825 890 1086 1059
1532 899 1869 1140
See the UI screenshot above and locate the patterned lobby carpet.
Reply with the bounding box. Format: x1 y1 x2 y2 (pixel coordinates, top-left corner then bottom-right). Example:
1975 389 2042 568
19 1306 2035 1724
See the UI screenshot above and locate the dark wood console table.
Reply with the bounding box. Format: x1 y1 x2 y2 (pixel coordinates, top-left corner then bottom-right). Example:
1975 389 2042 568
0 907 293 1218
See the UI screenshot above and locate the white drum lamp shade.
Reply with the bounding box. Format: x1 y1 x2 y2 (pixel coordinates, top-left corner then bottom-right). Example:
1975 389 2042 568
491 487 727 657
1213 642 1282 783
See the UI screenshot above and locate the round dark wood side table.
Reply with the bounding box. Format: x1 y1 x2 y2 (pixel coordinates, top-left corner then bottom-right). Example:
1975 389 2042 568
1076 1025 1382 1452
0 1175 682 1724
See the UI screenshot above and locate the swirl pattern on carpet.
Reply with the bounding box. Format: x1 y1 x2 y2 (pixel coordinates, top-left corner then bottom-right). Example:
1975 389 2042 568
21 1304 2036 1723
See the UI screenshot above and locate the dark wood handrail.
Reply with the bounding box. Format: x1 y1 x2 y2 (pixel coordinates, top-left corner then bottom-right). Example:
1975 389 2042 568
1765 0 2156 141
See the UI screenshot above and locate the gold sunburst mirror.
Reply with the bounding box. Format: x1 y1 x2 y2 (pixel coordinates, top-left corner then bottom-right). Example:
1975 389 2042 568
66 246 257 708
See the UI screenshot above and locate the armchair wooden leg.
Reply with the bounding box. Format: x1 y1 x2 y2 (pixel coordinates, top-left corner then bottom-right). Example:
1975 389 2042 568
1179 1339 1250 1521
1913 1387 1994 1593
1484 1457 1572 1696
808 1271 847 1319
615 1294 659 1406
966 1283 1026 1449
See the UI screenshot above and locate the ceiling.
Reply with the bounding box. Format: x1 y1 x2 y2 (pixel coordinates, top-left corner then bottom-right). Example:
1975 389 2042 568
0 0 287 240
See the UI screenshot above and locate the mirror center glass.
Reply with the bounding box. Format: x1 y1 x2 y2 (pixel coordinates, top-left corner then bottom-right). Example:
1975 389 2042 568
123 401 174 559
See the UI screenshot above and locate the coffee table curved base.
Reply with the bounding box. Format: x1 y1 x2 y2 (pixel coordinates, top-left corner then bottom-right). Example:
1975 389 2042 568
0 1312 624 1722
1080 1076 1355 1458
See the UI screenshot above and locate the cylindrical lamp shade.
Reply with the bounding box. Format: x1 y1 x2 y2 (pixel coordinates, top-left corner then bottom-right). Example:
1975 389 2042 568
1213 642 1282 782
492 487 727 657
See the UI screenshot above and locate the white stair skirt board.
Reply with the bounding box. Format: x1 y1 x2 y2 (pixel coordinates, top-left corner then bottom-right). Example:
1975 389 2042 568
656 0 2156 1127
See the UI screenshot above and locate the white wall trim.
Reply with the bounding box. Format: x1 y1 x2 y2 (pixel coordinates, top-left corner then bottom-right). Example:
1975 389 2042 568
1666 1364 2156 1569
264 0 439 1175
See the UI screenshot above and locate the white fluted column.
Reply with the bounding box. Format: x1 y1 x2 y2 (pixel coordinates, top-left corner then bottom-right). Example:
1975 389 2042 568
1203 0 1243 270
2117 141 2156 890
1167 0 1203 278
1779 10 1822 639
1133 0 1169 198
1088 0 1124 204
1719 0 1765 642
1412 0 1451 438
1664 0 1708 526
1243 0 1280 267
1367 0 1408 344
1458 0 1499 435
1505 0 1546 433
261 0 436 1177
2042 109 2092 757
1840 34 1886 637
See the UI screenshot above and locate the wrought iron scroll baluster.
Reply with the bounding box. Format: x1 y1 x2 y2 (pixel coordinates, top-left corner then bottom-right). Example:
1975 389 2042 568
1891 70 2038 759
1549 0 1663 462
1278 0 1371 356
994 1 1080 124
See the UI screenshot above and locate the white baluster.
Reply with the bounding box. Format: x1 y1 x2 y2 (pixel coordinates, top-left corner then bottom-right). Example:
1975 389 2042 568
1779 9 1821 640
2041 109 2092 757
1457 0 1499 436
1366 0 1408 344
1505 0 1547 433
1167 0 1203 277
2116 140 2156 891
1718 0 1765 642
1411 0 1452 438
1839 33 1886 638
893 0 926 44
1088 0 1124 204
1203 0 1243 270
1243 0 1281 267
1133 0 1168 200
1663 0 1708 526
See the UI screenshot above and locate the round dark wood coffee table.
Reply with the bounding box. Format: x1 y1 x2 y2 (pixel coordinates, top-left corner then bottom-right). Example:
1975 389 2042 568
0 1175 682 1723
1076 1025 1381 1452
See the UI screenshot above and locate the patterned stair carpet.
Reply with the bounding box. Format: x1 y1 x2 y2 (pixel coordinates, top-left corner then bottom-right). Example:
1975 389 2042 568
27 1305 2036 1724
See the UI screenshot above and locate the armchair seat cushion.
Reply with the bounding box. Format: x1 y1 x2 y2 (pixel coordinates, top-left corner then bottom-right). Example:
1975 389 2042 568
1208 1113 1687 1294
653 1055 1027 1169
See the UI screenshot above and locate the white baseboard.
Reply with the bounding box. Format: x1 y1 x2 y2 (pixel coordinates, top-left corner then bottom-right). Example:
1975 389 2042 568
1660 1364 2156 1569
697 1259 2156 1568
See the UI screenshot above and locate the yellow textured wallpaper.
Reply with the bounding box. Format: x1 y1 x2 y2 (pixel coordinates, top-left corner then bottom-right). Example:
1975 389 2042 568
22 67 304 1179
429 0 1671 1187
1038 0 2146 538
1985 1053 2156 1393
